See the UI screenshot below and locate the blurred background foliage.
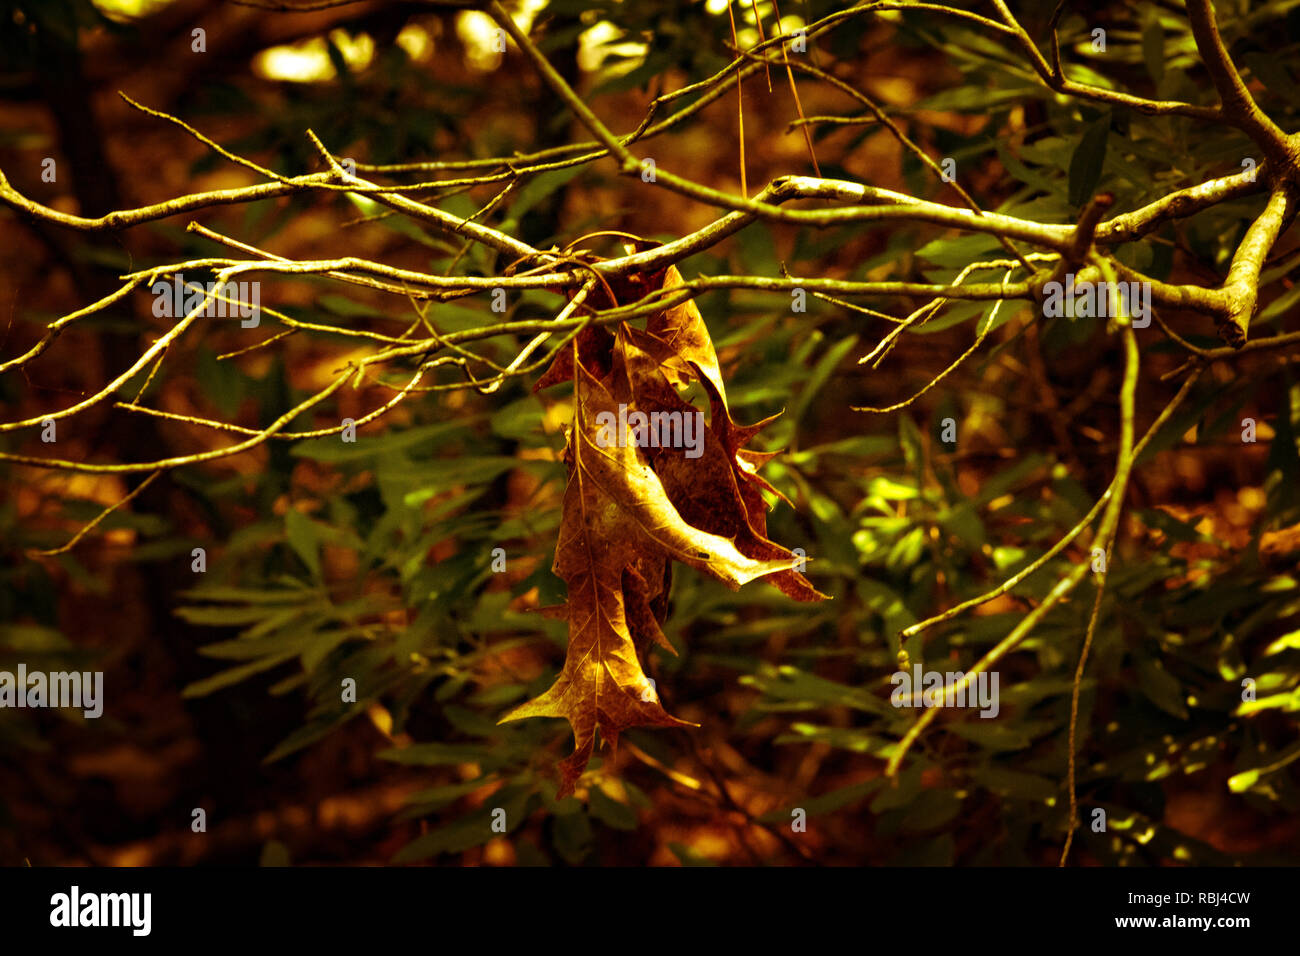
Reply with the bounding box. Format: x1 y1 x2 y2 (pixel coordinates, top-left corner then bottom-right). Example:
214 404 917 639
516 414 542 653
1 0 1299 865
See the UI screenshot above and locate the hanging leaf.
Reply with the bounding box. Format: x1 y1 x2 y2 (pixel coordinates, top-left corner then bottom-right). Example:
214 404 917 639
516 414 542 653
510 264 827 795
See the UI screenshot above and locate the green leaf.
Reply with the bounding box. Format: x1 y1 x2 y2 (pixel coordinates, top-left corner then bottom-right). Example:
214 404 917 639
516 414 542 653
742 664 894 716
175 605 287 627
1137 658 1189 719
378 742 492 765
967 766 1057 802
392 784 534 862
1068 114 1110 207
871 764 924 812
791 334 858 429
290 420 470 463
264 710 363 763
1263 629 1300 657
1226 741 1300 794
284 508 322 579
178 586 311 605
900 788 962 832
947 720 1034 752
1141 14 1165 88
317 294 381 318
182 652 297 698
1227 769 1259 793
490 394 546 441
588 786 639 831
502 166 585 225
400 778 495 817
552 801 593 863
868 476 919 501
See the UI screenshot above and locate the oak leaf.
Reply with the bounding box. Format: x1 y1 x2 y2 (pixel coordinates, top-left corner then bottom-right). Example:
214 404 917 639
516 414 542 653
506 264 826 796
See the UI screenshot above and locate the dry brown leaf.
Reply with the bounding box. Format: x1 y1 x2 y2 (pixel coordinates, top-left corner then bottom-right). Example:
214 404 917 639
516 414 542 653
508 265 826 795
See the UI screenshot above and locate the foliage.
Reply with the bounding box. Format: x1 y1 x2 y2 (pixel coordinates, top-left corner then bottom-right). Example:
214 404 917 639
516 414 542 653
2 0 1299 865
